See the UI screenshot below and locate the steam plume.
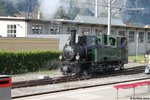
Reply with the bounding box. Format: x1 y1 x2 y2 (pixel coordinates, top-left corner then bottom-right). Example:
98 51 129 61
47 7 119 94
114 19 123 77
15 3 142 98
38 0 60 20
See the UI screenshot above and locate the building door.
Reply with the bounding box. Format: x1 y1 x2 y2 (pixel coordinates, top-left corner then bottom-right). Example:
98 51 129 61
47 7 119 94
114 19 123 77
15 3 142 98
137 31 145 55
128 30 136 55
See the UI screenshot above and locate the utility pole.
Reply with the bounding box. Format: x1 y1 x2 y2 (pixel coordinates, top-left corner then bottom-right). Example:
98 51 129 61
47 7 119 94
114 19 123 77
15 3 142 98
108 0 111 35
95 0 98 17
135 31 139 59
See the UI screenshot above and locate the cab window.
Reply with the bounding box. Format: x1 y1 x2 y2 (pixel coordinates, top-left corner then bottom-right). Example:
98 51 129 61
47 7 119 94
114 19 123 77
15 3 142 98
87 36 98 46
98 36 102 44
120 38 127 48
109 37 116 47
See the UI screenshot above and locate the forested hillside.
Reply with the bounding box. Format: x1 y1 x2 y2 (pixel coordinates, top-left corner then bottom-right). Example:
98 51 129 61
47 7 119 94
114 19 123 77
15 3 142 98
0 0 37 16
0 0 150 24
124 0 150 25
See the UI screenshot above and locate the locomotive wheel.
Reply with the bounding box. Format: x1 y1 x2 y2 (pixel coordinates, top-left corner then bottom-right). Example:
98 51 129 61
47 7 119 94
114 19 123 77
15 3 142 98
74 67 81 76
71 63 81 76
82 70 90 76
107 67 114 73
119 63 124 70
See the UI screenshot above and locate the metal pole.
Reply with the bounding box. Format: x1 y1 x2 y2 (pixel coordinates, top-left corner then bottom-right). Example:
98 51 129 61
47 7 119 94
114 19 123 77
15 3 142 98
108 0 111 35
136 32 139 59
95 0 98 17
133 87 135 95
148 84 150 92
117 90 119 99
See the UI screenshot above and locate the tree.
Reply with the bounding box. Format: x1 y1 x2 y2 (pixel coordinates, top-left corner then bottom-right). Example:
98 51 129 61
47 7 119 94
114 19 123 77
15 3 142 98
55 6 69 19
0 1 8 16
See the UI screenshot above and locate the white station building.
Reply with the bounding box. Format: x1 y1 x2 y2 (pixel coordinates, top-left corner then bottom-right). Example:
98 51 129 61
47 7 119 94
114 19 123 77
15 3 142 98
0 15 150 55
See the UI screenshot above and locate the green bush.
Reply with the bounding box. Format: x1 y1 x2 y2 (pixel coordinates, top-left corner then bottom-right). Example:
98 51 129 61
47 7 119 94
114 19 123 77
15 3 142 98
0 50 61 74
128 55 146 63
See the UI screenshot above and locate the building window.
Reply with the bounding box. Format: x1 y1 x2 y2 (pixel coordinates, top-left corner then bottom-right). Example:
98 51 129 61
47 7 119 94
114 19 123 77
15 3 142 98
118 30 126 36
138 32 144 43
81 28 90 35
50 26 60 34
111 30 116 35
148 32 150 43
32 26 43 34
95 29 103 35
7 25 16 37
66 27 76 34
129 31 135 43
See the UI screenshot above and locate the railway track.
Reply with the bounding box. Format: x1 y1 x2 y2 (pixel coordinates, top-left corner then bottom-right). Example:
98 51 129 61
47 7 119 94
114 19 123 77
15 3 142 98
12 65 145 89
12 78 150 99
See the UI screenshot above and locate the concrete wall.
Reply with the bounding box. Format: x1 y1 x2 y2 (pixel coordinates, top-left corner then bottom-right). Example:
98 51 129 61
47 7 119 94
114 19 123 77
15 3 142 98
0 38 59 51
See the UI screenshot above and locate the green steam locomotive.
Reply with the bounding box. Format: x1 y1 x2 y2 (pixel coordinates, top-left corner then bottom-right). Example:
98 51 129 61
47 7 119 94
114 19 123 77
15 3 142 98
59 30 128 76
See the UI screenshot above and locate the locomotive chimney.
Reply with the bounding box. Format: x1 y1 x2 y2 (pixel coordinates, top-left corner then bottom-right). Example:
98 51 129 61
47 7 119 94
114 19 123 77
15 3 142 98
70 30 76 45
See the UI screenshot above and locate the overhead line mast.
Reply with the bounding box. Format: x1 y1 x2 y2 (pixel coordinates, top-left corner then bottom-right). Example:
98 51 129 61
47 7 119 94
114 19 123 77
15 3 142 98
108 0 111 35
107 0 117 35
95 0 98 17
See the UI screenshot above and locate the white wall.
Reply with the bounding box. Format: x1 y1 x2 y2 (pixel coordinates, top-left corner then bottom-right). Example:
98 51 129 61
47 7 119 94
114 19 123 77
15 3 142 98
0 20 26 37
27 34 69 50
27 34 80 50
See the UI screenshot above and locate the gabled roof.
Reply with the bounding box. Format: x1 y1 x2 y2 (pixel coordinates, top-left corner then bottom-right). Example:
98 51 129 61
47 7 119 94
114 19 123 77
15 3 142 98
74 15 125 26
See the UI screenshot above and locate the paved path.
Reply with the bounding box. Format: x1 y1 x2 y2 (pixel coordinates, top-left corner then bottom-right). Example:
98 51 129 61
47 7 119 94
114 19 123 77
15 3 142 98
13 80 150 100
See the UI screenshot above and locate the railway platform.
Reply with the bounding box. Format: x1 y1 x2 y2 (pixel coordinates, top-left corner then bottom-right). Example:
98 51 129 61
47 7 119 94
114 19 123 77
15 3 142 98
13 79 150 100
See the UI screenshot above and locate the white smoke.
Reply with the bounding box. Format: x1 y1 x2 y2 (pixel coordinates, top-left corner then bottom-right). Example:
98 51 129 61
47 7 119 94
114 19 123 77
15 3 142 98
38 0 61 20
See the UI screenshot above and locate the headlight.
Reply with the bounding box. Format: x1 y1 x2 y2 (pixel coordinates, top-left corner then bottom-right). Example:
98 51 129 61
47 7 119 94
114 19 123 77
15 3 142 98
76 53 80 60
145 55 148 58
59 55 63 60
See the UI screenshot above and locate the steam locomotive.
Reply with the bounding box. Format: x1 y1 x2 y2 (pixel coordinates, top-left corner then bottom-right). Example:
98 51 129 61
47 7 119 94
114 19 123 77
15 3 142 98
59 30 128 76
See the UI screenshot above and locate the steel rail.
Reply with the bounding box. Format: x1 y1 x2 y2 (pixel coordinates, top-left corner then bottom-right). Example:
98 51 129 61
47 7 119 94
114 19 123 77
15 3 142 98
12 66 145 89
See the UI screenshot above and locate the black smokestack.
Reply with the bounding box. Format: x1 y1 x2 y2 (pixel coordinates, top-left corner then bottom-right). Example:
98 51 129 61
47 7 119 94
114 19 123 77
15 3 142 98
70 30 76 46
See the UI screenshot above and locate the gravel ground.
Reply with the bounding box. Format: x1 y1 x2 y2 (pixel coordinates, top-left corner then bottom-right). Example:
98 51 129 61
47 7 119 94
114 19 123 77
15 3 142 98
12 71 62 82
12 73 150 97
12 63 150 97
12 62 145 82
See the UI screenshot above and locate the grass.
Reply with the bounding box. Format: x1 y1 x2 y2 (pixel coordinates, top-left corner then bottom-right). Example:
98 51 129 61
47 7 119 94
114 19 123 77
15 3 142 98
37 70 61 76
128 55 147 64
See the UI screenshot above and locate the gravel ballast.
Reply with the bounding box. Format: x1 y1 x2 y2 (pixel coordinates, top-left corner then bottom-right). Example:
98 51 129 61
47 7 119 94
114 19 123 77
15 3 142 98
12 73 150 97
